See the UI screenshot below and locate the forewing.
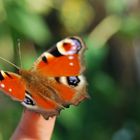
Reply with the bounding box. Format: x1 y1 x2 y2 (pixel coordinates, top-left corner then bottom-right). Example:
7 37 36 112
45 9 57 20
0 70 26 101
32 36 86 76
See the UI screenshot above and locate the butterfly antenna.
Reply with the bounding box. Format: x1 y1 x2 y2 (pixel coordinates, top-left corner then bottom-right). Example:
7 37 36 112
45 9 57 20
0 56 20 70
17 38 23 68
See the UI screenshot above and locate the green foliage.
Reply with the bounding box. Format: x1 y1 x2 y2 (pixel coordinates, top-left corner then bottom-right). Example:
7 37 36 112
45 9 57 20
0 0 140 139
120 16 140 37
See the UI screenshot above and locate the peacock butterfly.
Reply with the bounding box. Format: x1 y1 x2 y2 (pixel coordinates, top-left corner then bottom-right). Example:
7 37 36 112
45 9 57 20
0 36 89 119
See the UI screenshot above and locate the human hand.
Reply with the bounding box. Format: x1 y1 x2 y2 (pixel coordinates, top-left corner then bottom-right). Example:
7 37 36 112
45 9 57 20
11 110 56 140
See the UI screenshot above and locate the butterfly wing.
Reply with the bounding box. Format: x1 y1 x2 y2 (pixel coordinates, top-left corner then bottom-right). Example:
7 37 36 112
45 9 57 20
0 70 26 101
22 92 61 119
0 70 61 119
21 75 88 119
32 36 86 76
31 36 88 108
52 75 88 107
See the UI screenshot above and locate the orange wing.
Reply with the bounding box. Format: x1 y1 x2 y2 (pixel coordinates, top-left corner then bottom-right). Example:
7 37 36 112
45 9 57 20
31 36 88 107
32 36 86 76
52 75 88 107
0 70 26 101
22 92 62 119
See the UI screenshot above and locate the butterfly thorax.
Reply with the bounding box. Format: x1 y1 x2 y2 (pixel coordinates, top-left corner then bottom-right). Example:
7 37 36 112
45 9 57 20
19 69 60 102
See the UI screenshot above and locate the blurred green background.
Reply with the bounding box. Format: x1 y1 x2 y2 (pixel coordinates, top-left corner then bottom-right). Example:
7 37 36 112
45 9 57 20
0 0 140 139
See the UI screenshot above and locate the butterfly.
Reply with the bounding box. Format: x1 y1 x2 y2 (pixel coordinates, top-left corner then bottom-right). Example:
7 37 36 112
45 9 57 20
0 36 89 119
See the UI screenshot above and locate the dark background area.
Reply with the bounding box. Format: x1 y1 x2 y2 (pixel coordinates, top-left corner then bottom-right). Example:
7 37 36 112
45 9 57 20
0 0 140 140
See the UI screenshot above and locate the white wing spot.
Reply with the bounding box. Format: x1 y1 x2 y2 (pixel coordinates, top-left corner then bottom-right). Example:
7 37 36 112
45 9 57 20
9 88 12 92
1 71 6 77
72 46 76 50
0 84 5 88
69 62 74 66
68 56 74 60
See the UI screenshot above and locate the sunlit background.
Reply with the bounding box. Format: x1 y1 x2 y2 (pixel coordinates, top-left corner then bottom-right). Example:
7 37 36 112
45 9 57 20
0 0 140 139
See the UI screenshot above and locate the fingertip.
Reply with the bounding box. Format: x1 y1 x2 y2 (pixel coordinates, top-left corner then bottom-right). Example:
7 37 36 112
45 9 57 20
23 109 56 122
11 109 56 140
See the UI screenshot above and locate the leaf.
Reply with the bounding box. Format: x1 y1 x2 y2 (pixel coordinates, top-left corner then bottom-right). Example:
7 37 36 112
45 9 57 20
6 5 51 45
120 16 140 37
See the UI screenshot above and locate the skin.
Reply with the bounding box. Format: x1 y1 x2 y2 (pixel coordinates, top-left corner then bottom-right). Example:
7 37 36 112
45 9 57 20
11 110 56 140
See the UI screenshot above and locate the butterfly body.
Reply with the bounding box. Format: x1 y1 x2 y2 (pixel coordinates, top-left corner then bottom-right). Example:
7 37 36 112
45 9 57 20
20 69 65 108
19 69 57 101
0 36 89 119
